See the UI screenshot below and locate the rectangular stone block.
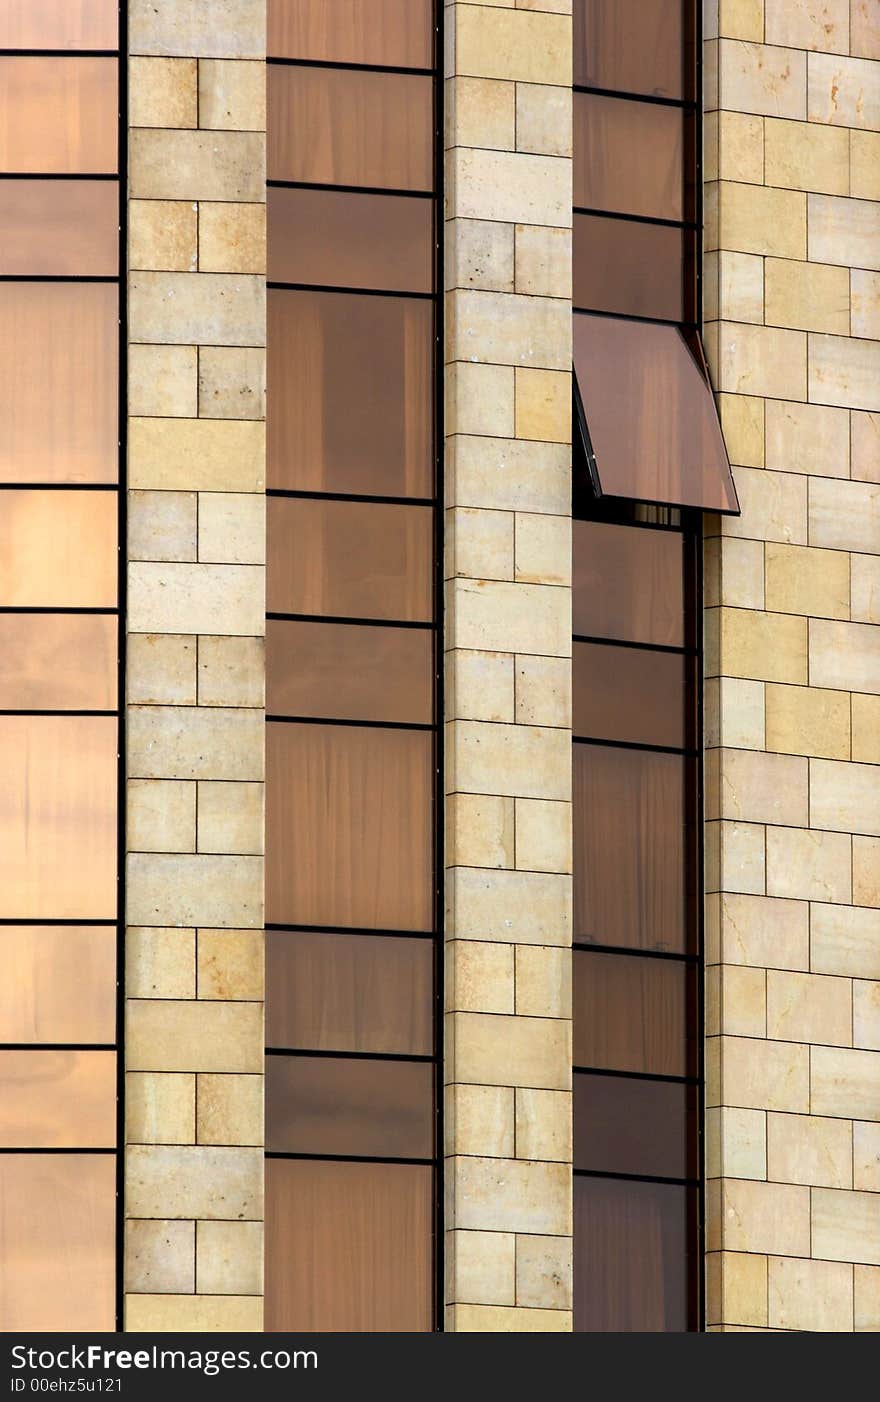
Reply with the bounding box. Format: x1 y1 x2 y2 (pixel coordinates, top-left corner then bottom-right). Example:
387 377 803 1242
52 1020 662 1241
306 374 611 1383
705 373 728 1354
447 362 515 439
449 435 569 515
724 463 808 545
446 794 515 871
706 1251 767 1329
720 965 766 1038
765 683 851 760
129 344 198 419
450 76 515 153
714 892 809 970
853 694 880 763
196 1219 262 1296
449 720 571 799
768 1256 854 1333
198 59 265 132
128 562 264 636
855 1265 880 1331
856 835 880 905
515 1088 571 1163
455 6 570 85
445 1085 515 1160
854 1121 880 1190
714 608 808 685
197 1073 262 1147
717 321 807 401
130 273 265 347
124 1295 262 1332
852 269 880 340
810 619 880 694
721 1179 810 1256
854 980 880 1050
514 798 571 875
515 655 571 728
449 939 515 1015
450 1156 570 1235
765 400 849 478
810 333 880 413
515 1234 571 1310
765 541 849 621
812 1046 880 1120
447 507 515 583
449 578 570 657
129 418 265 492
765 257 849 335
197 929 263 1001
129 489 197 564
448 217 515 294
198 346 265 421
767 1112 852 1189
705 819 765 896
127 999 262 1073
764 0 849 50
810 757 880 836
196 781 263 857
812 903 880 978
130 129 265 201
808 51 880 129
705 676 765 751
447 650 515 725
451 148 570 229
764 116 849 195
451 1012 569 1090
126 1144 262 1219
127 927 195 999
720 1035 810 1113
809 194 880 272
448 287 570 369
125 1219 195 1296
199 202 266 275
766 969 852 1047
129 55 197 128
128 778 196 854
447 1229 515 1307
851 130 880 200
126 852 262 929
706 1104 767 1179
198 636 265 708
516 83 571 159
766 825 851 903
812 1187 880 1265
719 39 806 119
714 748 808 827
448 866 571 945
809 477 880 553
130 0 265 58
126 1071 194 1145
448 1304 570 1332
717 182 807 259
198 493 265 566
130 199 198 273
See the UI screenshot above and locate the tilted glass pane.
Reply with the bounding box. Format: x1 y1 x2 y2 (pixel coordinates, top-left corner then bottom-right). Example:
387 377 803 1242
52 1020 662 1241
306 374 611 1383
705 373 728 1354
573 519 684 647
266 1054 433 1158
268 187 433 294
0 490 117 606
0 1051 116 1148
574 92 682 220
268 0 433 68
573 950 695 1078
267 620 432 725
574 0 684 98
0 926 116 1044
0 58 117 173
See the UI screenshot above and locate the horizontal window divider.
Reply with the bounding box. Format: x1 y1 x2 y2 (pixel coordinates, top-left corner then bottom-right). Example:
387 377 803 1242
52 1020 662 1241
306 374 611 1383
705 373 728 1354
574 1168 700 1188
0 918 117 927
573 510 686 535
573 633 694 656
0 1043 115 1052
267 55 435 79
266 611 433 631
265 1151 436 1168
0 49 120 58
573 942 698 964
0 607 119 616
0 171 118 181
574 84 697 112
267 488 435 508
266 714 434 733
0 482 120 490
266 1047 435 1065
267 280 433 301
573 735 696 758
0 710 117 718
574 304 697 333
0 275 120 284
265 923 436 941
574 1065 699 1087
268 178 433 200
574 205 697 232
0 1146 117 1155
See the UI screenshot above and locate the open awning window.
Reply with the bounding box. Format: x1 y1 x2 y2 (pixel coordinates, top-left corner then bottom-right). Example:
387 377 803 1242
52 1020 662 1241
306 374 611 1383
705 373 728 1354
573 311 740 516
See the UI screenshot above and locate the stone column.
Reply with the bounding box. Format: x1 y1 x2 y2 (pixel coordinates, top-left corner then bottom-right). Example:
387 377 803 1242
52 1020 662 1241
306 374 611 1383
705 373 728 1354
444 0 574 1331
123 0 266 1331
703 0 880 1333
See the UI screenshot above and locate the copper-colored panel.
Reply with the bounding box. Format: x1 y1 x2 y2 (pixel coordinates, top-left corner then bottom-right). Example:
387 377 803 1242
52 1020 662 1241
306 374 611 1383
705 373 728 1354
0 58 117 173
0 716 117 920
0 1154 115 1332
268 187 432 294
574 743 687 953
574 92 682 221
573 642 687 749
0 490 117 607
268 0 433 67
0 181 118 276
0 283 118 485
0 1051 115 1148
267 1055 433 1159
267 289 432 495
574 0 684 98
265 1158 432 1331
0 1 118 49
574 1176 693 1332
574 1072 695 1180
574 212 683 321
267 497 432 623
0 615 116 712
0 926 116 1044
573 518 684 647
573 313 739 513
267 620 432 724
266 722 432 931
268 65 432 190
573 950 694 1077
267 930 433 1055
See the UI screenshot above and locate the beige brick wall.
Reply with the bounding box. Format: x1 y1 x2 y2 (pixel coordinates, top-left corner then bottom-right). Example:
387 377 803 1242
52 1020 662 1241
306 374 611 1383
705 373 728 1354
444 0 574 1332
125 0 265 1333
704 0 880 1334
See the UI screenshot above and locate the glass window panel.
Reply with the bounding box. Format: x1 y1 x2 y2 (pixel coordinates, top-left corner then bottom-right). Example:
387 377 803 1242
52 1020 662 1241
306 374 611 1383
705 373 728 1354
0 615 116 712
268 0 432 68
267 1055 433 1159
0 1051 115 1149
267 722 432 931
574 1071 695 1179
573 950 695 1077
0 490 117 607
574 212 683 322
268 187 432 294
267 930 433 1056
0 926 116 1044
574 0 684 99
268 289 432 496
573 519 684 647
265 1158 432 1332
573 313 739 513
0 716 117 920
573 642 688 749
0 58 117 174
574 1176 694 1332
574 743 690 953
0 1155 115 1332
267 620 432 725
267 498 432 623
0 180 118 277
0 1 118 50
574 92 682 220
0 283 118 485
267 65 432 190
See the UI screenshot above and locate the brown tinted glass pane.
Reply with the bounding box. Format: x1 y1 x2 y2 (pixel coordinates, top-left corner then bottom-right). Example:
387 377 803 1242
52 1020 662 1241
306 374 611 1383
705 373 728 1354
0 1051 115 1148
267 498 432 622
573 519 684 647
0 615 116 712
268 0 433 68
574 1072 695 1179
268 187 432 294
573 642 687 749
0 926 116 1044
0 1155 115 1332
0 283 118 485
267 723 432 931
574 1176 693 1331
0 1 118 49
573 951 694 1077
267 289 432 496
267 1055 433 1158
574 0 683 98
574 212 683 321
574 744 688 953
0 58 117 173
266 1158 432 1331
0 716 117 920
573 313 739 513
0 181 118 276
267 931 433 1055
574 93 682 220
268 65 432 190
267 620 432 725
0 490 117 606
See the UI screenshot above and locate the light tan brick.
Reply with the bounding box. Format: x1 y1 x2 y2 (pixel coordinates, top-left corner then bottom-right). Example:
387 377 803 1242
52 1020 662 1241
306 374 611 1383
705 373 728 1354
719 40 806 120
130 200 197 272
451 149 570 229
127 999 261 1073
767 825 851 903
812 902 880 977
449 866 571 945
197 929 262 1001
450 436 569 515
706 676 766 750
125 1295 262 1331
515 1088 571 1163
445 1084 515 1159
852 269 880 340
448 1230 515 1307
765 683 850 760
130 272 264 347
855 1265 880 1330
447 793 515 870
197 781 263 855
718 0 766 42
125 1220 194 1295
196 1220 262 1295
129 562 263 636
811 757 880 835
722 1179 810 1255
455 6 570 85
130 129 265 202
810 619 880 693
515 368 570 444
855 834 880 906
129 56 197 128
450 720 570 799
130 0 264 59
126 1072 195 1145
705 536 764 610
127 927 195 999
767 969 851 1047
127 1143 262 1220
126 852 262 928
721 965 767 1037
853 694 880 762
129 489 197 564
808 51 880 129
198 493 265 566
812 1187 880 1264
449 941 515 1014
721 1034 810 1112
809 194 880 272
765 257 850 335
128 779 196 854
765 0 850 50
516 83 571 159
706 819 766 895
449 579 569 657
451 1012 569 1089
129 344 198 419
718 393 765 467
447 508 515 582
714 608 808 684
765 542 850 620
852 0 880 57
767 1112 852 1188
708 1105 767 1178
197 1073 262 1146
854 1121 880 1190
851 553 880 630
447 362 515 438
515 1235 571 1310
447 650 514 724
812 1046 880 1119
448 218 515 293
810 477 880 554
854 980 880 1049
448 287 570 369
718 321 807 400
851 130 880 200
199 202 266 275
451 1155 570 1235
198 346 265 421
717 111 765 183
448 1304 570 1331
764 116 849 195
810 333 880 414
707 1251 767 1328
514 798 571 874
198 636 265 708
514 513 570 586
715 892 809 970
451 77 515 151
769 1256 853 1332
514 945 570 1019
198 59 265 131
716 182 806 260
715 747 808 826
130 415 265 492
515 656 571 727
765 400 850 478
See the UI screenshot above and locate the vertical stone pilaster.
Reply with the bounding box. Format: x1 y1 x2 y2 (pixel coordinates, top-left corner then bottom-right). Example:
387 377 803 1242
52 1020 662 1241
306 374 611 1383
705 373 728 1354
124 0 266 1332
444 1 574 1332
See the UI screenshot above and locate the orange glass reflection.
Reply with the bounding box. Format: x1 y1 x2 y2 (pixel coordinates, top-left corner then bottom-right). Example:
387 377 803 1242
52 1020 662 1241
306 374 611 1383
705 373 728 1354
0 1 118 50
573 519 684 647
267 620 432 725
574 92 682 221
0 926 116 1044
0 1051 116 1148
0 490 117 606
0 716 117 920
268 0 433 68
268 187 433 294
0 181 118 276
0 615 116 712
0 58 117 173
266 1055 434 1158
575 0 684 99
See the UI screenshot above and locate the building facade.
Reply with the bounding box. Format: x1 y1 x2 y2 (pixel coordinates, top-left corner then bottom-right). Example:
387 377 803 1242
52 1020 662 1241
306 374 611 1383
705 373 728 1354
0 0 878 1333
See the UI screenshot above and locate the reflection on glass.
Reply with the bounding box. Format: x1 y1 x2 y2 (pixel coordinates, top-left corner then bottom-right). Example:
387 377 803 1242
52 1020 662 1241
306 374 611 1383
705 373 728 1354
0 181 118 277
0 0 118 50
0 490 117 607
267 620 432 725
0 58 117 173
574 0 684 98
573 518 684 646
573 950 694 1077
0 926 116 1044
0 615 116 712
573 642 687 749
574 92 682 220
574 1071 695 1179
268 0 433 68
267 1055 433 1158
0 1051 116 1148
268 187 433 294
574 212 683 321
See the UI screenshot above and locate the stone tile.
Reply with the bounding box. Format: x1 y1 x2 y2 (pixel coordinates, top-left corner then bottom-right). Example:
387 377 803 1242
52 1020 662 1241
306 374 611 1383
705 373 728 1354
766 969 852 1047
764 116 849 195
130 200 197 272
125 1295 262 1332
130 0 265 59
448 1304 570 1332
853 694 880 762
450 435 569 515
448 941 515 1015
445 1085 515 1159
447 218 515 293
812 1045 880 1119
766 401 849 478
197 1073 262 1147
707 1251 767 1329
810 618 880 694
130 272 264 347
714 608 808 684
812 902 880 977
447 508 515 583
197 928 262 1001
515 656 571 728
129 56 197 128
810 333 880 413
129 418 265 492
717 321 807 401
514 798 571 875
516 83 571 158
128 705 263 781
705 676 766 751
722 1179 810 1256
765 683 851 760
852 0 880 56
449 867 571 945
199 203 266 275
127 999 262 1073
767 1112 852 1189
514 945 571 1019
818 752 880 833
705 536 764 610
447 793 515 870
512 223 570 292
855 1265 880 1330
129 562 264 636
198 60 265 131
448 1229 515 1306
514 513 570 586
810 477 880 554
129 489 197 563
717 183 806 260
766 826 851 903
125 1220 194 1295
765 257 850 335
719 40 807 119
708 1105 767 1179
718 0 766 42
765 0 850 50
198 636 265 708
768 1256 854 1333
451 77 515 152
128 779 196 854
717 111 765 183
198 493 265 566
808 51 880 129
855 834 880 905
851 552 880 630
766 542 850 621
851 131 880 200
812 1187 880 1264
447 287 570 370
854 1120 880 1190
197 780 263 855
515 1088 571 1163
708 251 764 324
854 980 880 1050
721 1035 810 1112
451 149 570 229
449 579 570 657
451 1012 569 1090
126 1143 263 1220
126 1072 195 1145
198 346 265 421
449 650 515 724
131 129 264 202
809 193 880 271
716 747 808 826
449 720 571 799
515 1235 571 1310
705 819 766 896
447 362 515 438
127 927 196 999
450 1155 570 1235
129 344 198 418
852 269 880 340
126 852 262 929
716 892 809 970
721 965 767 1037
455 6 570 85
515 368 570 444
196 1220 262 1295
